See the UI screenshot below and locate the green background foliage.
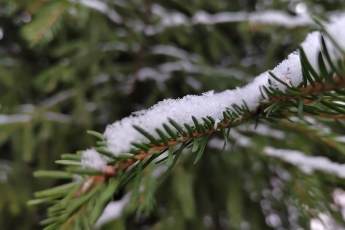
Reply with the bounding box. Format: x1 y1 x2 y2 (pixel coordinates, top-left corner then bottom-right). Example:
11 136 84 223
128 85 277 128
1 0 345 229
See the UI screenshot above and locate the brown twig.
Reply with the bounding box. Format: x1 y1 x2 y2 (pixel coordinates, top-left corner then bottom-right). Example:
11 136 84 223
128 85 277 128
270 75 345 103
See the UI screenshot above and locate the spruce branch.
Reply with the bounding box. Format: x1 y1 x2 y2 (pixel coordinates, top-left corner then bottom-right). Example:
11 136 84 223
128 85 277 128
71 71 345 199
30 17 345 229
21 1 68 46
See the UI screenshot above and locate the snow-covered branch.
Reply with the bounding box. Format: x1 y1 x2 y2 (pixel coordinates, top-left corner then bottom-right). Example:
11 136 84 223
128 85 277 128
264 147 345 178
101 16 345 157
135 45 248 88
71 0 122 23
0 111 71 125
141 5 345 35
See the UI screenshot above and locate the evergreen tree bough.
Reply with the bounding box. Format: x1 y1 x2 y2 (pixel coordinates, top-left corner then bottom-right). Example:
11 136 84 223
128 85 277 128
30 14 345 230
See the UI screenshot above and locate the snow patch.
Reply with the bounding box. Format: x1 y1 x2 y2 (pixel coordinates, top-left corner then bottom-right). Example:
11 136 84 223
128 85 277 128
264 147 345 178
95 193 130 227
81 149 107 170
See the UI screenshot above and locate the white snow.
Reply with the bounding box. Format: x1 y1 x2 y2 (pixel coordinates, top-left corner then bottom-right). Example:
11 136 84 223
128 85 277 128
309 189 345 230
186 77 202 90
101 15 345 156
310 213 345 230
95 193 130 227
81 149 107 171
334 189 345 219
238 124 286 139
0 27 4 40
0 114 31 124
264 147 345 178
134 61 199 90
143 5 345 35
208 124 284 150
0 160 11 183
136 61 198 82
193 10 312 28
0 111 71 124
71 0 122 23
135 60 246 87
151 45 197 61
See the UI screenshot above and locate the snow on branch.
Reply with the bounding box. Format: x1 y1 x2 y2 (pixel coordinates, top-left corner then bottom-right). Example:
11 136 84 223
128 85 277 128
151 5 312 28
264 147 345 178
95 193 130 228
192 10 311 27
0 114 31 124
71 0 122 23
101 16 345 157
81 149 108 171
142 5 345 35
138 45 248 84
0 111 71 125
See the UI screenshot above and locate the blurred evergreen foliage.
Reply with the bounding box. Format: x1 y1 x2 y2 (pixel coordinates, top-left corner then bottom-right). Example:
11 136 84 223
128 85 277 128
1 0 345 229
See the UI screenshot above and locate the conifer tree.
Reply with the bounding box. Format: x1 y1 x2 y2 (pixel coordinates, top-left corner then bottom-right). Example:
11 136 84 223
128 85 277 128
1 0 345 229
